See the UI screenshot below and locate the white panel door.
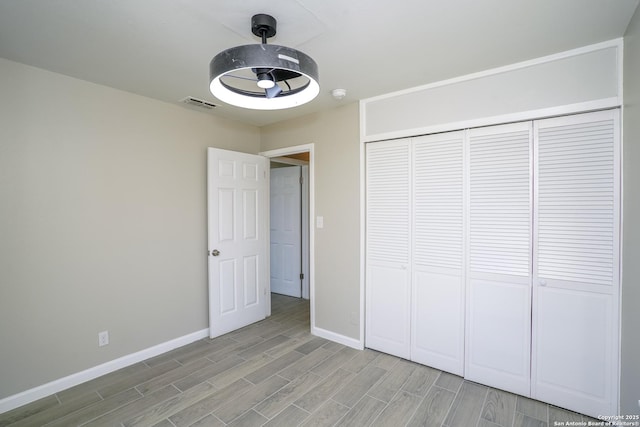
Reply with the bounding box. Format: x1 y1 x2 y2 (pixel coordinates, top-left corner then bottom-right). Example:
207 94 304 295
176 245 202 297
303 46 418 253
465 122 533 396
365 139 411 359
532 110 620 417
208 148 269 338
411 131 465 375
270 166 302 298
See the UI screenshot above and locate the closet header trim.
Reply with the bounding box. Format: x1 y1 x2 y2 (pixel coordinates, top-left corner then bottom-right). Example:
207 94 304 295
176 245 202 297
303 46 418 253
360 39 623 143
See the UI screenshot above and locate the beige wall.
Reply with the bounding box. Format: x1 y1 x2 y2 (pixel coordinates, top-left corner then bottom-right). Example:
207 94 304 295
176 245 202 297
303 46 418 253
2 24 638 411
260 103 361 340
0 58 260 399
622 7 640 415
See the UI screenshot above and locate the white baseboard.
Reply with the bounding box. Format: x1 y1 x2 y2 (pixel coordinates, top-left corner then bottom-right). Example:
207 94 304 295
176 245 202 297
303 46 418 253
311 326 364 350
0 328 209 414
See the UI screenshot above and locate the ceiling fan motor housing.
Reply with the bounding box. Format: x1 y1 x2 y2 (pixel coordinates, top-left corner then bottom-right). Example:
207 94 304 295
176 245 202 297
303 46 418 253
210 44 318 87
251 14 277 39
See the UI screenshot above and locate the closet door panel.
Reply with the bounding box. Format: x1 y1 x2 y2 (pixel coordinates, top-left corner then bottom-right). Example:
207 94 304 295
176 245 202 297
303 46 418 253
365 139 411 359
413 270 464 374
367 264 410 356
411 132 465 375
465 122 532 396
534 111 619 290
532 110 619 417
467 277 531 394
534 287 614 415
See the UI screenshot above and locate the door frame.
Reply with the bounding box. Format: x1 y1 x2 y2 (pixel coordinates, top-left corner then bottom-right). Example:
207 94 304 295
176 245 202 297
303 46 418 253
260 144 315 326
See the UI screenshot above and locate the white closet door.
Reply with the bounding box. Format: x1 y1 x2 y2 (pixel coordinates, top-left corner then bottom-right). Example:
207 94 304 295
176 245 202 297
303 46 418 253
465 122 532 396
270 166 302 298
411 132 465 375
532 110 619 417
365 139 411 359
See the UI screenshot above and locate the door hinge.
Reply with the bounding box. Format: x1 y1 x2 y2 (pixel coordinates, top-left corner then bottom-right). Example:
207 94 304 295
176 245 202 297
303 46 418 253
300 273 304 280
299 176 303 184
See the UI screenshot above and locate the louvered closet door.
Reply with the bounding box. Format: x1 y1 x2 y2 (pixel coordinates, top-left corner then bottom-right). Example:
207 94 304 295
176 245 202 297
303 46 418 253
465 122 533 396
532 110 620 417
411 132 465 375
365 139 411 359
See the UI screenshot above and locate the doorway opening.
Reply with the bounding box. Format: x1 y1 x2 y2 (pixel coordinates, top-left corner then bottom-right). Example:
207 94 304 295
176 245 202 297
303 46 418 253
269 159 309 299
260 144 314 328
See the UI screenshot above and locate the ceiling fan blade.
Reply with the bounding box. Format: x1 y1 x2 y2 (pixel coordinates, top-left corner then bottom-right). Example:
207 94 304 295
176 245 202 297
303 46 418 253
223 74 258 82
265 84 282 99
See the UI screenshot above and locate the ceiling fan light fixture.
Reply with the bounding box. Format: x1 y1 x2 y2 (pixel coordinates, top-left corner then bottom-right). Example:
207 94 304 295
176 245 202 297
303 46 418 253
256 73 275 89
209 14 320 110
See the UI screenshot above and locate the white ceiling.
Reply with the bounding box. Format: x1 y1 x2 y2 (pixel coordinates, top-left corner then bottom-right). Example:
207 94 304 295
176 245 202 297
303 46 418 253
0 0 638 127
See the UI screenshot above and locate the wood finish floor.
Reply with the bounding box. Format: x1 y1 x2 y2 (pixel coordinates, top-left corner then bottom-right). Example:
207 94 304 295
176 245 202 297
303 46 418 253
1 294 595 427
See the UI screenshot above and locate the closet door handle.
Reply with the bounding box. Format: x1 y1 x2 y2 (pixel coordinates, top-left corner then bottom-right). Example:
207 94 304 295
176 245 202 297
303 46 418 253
539 279 547 286
211 249 220 257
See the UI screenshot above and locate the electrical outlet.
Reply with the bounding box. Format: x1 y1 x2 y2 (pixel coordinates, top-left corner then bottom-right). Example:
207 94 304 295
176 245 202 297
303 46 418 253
98 330 109 347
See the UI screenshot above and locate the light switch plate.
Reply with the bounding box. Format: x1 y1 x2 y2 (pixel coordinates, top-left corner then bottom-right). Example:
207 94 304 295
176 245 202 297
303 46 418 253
316 216 324 229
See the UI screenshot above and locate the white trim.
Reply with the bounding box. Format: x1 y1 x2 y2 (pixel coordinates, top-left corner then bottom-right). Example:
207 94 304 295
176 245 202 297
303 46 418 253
359 99 368 146
617 42 624 416
359 136 366 350
259 144 314 158
0 329 209 414
270 156 309 166
618 104 624 418
260 144 316 330
312 326 364 350
361 98 620 143
617 38 624 109
360 38 623 143
613 109 622 415
363 38 622 106
359 103 367 352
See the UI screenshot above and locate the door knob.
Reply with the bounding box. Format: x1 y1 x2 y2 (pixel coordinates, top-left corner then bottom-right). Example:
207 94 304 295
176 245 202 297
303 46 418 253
211 249 220 256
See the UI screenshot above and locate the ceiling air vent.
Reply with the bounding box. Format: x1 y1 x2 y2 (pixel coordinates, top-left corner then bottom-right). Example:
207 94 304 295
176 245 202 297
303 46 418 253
180 96 217 110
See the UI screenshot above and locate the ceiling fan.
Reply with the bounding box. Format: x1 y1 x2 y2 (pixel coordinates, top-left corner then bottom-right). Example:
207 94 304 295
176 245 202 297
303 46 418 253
209 14 320 110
